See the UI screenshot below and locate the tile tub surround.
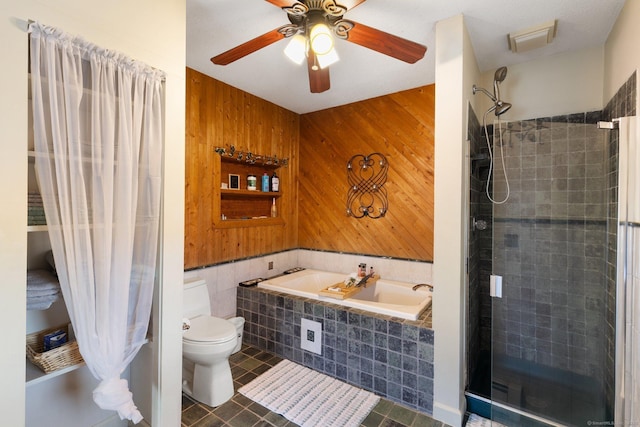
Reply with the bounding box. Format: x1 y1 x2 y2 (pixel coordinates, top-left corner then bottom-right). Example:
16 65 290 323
236 286 435 414
184 248 433 320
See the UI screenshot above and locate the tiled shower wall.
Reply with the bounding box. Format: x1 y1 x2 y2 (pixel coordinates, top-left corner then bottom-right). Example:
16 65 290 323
467 106 493 390
490 111 608 380
466 72 636 418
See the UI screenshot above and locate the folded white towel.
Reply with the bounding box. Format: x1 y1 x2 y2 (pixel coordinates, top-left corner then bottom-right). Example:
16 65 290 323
27 288 60 298
27 269 60 291
27 293 60 310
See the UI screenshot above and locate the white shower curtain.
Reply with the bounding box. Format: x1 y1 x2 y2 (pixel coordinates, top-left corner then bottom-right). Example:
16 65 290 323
618 116 639 425
29 22 164 423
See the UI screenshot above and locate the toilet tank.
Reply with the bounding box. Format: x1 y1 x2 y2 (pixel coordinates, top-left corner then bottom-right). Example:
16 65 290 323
183 278 212 319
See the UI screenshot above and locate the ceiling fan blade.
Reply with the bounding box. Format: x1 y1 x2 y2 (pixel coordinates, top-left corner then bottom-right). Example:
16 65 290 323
339 0 367 10
211 28 285 65
307 52 330 93
344 21 426 64
264 0 300 7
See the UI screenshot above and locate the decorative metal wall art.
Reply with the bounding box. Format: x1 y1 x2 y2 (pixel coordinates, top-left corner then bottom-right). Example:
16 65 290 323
214 145 289 167
346 153 388 219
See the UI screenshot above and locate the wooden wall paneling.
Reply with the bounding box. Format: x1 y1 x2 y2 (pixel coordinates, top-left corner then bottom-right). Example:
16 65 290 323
186 67 431 267
185 68 299 269
298 85 435 261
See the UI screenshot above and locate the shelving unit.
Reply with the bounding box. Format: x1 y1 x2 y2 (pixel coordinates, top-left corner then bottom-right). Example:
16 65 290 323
221 189 281 198
216 155 284 228
26 360 86 387
26 139 81 386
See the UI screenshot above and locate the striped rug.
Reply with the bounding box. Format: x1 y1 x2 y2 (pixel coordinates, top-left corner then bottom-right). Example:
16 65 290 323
239 360 380 427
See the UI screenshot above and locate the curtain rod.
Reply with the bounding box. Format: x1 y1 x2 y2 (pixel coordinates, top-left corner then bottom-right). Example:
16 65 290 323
27 20 166 82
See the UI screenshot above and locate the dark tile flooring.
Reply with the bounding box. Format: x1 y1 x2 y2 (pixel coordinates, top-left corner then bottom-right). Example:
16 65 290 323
181 345 448 427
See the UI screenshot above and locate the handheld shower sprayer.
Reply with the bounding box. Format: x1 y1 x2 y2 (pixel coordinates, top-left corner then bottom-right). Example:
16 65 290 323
472 66 512 116
472 66 512 204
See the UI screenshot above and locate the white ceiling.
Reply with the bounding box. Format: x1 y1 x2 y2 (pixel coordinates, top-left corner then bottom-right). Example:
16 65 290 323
187 0 625 114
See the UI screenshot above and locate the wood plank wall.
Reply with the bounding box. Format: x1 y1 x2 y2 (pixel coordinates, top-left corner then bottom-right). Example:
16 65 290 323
185 67 434 267
185 68 299 269
298 86 435 261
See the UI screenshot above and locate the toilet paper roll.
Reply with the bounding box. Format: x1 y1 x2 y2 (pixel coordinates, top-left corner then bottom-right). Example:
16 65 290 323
182 318 191 333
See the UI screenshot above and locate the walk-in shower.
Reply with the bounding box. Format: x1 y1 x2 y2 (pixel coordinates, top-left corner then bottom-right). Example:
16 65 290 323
466 70 638 426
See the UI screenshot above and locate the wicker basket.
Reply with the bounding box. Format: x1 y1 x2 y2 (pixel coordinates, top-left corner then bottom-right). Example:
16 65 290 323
26 324 84 374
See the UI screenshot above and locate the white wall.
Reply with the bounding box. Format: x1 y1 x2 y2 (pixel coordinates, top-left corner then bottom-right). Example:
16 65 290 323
0 8 29 427
605 0 640 110
0 1 185 426
476 47 604 122
432 14 478 427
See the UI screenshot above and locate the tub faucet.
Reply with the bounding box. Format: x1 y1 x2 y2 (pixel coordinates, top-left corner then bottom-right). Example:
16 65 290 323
412 283 433 291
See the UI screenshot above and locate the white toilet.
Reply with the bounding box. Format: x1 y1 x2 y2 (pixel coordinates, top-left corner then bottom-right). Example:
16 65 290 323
182 278 238 407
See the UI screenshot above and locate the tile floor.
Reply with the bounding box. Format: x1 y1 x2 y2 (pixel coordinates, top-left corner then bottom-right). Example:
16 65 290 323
181 345 449 427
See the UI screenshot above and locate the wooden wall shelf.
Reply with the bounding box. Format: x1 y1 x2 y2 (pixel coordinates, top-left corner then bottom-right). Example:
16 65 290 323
215 217 284 229
217 153 283 228
221 189 281 199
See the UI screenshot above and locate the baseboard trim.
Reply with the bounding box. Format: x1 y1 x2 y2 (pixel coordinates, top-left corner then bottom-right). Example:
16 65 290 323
433 401 465 427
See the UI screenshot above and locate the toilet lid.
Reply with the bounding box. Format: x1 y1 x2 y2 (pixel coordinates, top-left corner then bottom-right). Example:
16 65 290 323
183 316 236 343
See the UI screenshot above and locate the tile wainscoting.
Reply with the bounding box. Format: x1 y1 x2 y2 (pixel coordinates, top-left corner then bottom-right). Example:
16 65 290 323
185 248 433 320
236 285 435 415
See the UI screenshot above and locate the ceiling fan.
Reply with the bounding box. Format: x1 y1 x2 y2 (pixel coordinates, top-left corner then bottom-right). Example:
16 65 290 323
211 0 427 93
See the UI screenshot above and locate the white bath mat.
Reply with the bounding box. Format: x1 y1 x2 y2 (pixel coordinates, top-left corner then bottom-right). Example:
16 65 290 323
239 359 380 427
466 413 508 427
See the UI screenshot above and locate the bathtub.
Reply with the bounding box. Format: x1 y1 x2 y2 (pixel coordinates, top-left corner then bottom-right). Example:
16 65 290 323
258 269 432 321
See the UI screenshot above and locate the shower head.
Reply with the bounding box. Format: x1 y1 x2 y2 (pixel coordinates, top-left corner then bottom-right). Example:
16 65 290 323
494 66 508 83
495 101 512 116
473 66 512 116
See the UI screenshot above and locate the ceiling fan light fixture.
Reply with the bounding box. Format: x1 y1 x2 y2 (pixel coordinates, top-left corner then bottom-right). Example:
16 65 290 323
284 34 307 65
310 23 333 55
316 47 339 69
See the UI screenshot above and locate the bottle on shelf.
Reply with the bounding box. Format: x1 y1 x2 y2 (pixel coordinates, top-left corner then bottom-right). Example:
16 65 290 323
271 198 277 218
271 171 279 192
247 175 257 191
261 172 270 192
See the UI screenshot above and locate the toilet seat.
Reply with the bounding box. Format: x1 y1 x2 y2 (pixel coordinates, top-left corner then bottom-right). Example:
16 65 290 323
183 316 236 344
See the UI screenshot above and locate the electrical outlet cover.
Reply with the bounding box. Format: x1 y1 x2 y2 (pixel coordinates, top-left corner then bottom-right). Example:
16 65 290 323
300 318 322 355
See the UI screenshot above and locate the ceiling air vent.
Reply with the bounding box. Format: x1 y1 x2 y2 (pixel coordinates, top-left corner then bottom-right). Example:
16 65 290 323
508 20 558 53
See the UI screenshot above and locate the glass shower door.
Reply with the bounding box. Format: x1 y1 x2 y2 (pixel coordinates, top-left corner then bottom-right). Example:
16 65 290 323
489 117 610 426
